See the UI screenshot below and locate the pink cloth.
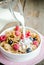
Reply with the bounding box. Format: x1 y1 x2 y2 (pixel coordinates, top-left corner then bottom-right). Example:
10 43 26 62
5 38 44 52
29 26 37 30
0 36 44 65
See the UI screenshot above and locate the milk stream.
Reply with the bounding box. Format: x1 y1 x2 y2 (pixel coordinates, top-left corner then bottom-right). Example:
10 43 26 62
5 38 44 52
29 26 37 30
22 20 26 42
22 18 32 46
9 1 32 48
9 9 32 48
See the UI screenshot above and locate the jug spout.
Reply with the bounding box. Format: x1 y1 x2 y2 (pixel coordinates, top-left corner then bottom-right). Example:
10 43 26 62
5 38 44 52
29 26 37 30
0 8 24 31
0 8 16 31
0 8 15 21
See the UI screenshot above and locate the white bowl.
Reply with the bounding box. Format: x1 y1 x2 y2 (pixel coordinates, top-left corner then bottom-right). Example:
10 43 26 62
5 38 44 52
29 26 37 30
0 26 43 62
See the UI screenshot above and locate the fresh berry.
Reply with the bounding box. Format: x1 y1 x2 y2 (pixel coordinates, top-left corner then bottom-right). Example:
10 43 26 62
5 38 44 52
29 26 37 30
26 48 32 53
33 41 39 47
13 43 19 50
15 31 20 36
8 40 13 45
20 34 24 39
15 26 20 31
0 35 7 42
33 37 37 41
26 31 31 38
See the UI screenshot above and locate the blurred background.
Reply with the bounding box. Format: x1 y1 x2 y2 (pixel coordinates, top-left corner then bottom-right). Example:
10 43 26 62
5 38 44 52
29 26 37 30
24 0 44 35
21 0 44 35
0 0 44 35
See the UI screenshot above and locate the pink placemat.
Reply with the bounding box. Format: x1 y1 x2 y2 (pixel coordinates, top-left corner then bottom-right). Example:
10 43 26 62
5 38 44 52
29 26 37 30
0 36 44 65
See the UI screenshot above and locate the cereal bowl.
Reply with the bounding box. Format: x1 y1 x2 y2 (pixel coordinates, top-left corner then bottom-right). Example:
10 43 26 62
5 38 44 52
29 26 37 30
0 26 42 62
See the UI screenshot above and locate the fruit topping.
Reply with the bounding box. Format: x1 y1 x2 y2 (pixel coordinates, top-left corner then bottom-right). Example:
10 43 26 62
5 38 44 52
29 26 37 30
33 40 39 47
26 48 32 53
0 35 7 42
8 39 13 45
13 43 20 50
15 31 20 36
26 31 31 38
15 26 20 31
33 37 37 41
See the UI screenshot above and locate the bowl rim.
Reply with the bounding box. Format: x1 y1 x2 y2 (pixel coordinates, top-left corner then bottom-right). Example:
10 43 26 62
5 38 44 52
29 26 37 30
0 26 42 56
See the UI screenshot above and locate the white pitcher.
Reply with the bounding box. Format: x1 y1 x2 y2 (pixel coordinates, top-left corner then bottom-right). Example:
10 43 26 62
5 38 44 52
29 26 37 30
0 8 24 31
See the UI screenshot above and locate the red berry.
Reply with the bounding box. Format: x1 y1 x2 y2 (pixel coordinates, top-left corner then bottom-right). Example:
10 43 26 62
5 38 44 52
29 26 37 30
33 41 39 47
0 35 7 42
26 31 31 38
15 26 20 31
20 34 24 39
15 31 20 36
13 43 19 50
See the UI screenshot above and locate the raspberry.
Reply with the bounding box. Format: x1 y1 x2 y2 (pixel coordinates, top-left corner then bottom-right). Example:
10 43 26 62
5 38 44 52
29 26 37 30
15 31 20 36
15 26 20 31
0 35 7 42
26 31 31 38
33 41 39 47
13 43 19 50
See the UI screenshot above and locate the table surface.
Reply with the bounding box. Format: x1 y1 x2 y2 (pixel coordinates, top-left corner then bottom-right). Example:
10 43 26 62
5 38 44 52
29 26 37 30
0 36 44 65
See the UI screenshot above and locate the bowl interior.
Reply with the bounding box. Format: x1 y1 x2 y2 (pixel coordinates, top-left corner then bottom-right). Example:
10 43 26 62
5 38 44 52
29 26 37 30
0 26 42 55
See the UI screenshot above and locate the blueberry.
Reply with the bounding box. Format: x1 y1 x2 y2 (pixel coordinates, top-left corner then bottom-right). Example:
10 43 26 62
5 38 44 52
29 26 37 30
33 37 37 41
26 48 32 53
8 40 13 45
